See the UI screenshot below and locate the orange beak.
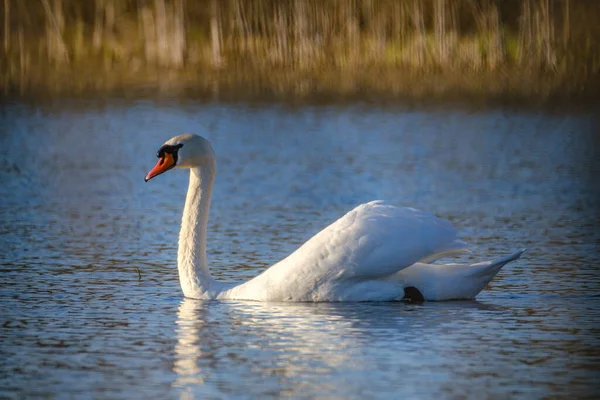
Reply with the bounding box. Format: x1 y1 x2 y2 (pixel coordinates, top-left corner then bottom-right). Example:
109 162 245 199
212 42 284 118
145 153 175 182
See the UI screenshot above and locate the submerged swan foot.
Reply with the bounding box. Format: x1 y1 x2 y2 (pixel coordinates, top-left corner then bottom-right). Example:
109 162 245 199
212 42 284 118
403 286 425 303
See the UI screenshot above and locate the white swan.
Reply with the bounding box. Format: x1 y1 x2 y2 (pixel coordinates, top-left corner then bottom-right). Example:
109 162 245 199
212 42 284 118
145 134 524 302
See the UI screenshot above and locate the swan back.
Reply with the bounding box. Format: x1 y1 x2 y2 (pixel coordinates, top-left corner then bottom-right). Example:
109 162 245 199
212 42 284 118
222 201 467 301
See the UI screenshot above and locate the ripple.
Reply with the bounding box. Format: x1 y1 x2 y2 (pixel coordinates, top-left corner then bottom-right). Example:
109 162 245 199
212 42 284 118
1 100 599 398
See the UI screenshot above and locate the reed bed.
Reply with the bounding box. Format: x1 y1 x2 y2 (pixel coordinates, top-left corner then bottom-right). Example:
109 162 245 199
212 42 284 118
1 0 599 97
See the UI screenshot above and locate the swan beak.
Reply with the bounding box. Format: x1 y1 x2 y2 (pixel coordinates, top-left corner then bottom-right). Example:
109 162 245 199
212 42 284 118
145 153 175 182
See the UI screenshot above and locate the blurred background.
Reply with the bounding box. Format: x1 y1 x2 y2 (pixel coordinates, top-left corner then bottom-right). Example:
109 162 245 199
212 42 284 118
1 0 599 98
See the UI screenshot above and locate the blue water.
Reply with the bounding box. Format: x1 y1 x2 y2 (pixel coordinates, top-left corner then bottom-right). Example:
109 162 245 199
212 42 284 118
1 98 599 398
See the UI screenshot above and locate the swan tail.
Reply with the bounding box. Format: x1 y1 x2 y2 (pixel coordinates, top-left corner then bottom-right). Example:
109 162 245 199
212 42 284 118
468 249 526 279
398 249 526 301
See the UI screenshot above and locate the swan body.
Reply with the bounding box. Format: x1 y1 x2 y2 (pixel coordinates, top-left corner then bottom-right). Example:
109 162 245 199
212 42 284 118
145 134 524 302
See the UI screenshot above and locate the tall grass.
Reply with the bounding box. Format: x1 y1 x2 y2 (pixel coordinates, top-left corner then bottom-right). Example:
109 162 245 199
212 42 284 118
1 0 599 95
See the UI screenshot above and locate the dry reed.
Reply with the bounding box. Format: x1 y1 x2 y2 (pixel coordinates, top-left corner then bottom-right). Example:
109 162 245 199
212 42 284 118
1 0 598 96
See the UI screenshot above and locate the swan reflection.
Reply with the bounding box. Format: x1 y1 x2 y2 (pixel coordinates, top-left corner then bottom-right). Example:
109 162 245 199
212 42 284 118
172 298 498 397
173 301 209 389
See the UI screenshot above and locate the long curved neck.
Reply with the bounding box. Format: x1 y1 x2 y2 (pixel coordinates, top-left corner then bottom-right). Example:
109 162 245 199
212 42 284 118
178 164 221 298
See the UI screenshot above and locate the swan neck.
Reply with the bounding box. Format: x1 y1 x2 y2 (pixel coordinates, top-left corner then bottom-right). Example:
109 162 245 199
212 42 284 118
178 165 217 298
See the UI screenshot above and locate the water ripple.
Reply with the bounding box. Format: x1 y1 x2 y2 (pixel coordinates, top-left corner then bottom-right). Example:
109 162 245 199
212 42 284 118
1 99 598 398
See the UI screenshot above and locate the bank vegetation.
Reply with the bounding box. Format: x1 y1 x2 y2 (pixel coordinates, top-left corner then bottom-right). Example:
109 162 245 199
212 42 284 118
1 0 599 97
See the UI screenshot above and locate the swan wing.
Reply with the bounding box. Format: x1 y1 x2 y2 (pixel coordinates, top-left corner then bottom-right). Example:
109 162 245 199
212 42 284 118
293 200 466 280
225 201 467 301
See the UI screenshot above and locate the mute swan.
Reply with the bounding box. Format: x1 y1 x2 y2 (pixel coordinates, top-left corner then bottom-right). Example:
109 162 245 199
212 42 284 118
145 134 524 301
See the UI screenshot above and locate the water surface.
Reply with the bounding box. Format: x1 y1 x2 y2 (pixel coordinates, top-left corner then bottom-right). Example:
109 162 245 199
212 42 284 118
1 98 599 398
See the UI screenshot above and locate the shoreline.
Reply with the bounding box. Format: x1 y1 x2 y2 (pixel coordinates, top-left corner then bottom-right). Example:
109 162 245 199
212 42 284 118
3 65 598 103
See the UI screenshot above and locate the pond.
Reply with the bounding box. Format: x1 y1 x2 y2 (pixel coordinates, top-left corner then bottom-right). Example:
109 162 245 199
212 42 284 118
1 97 598 398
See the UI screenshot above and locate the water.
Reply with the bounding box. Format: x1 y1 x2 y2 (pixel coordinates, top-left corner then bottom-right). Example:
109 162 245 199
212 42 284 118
1 97 599 399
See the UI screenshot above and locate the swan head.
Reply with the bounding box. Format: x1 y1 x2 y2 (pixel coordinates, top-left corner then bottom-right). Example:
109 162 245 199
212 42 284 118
145 134 215 182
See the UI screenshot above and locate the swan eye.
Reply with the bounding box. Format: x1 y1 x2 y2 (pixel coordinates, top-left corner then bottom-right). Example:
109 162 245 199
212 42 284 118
157 143 184 158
